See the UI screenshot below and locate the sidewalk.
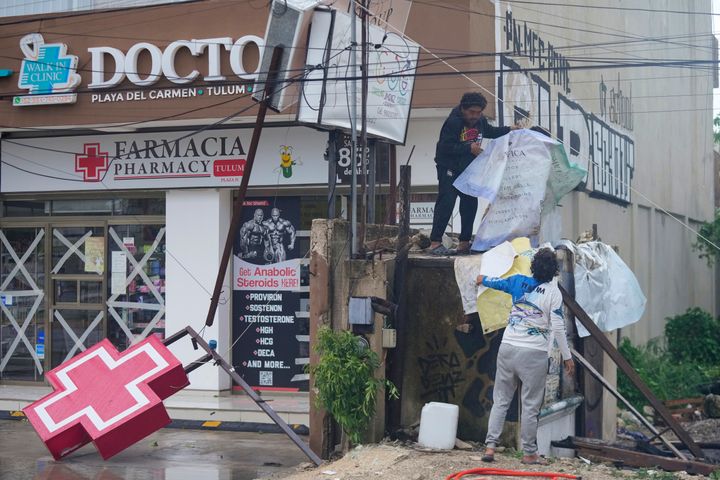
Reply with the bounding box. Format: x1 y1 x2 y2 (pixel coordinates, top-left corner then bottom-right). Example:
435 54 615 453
0 384 309 429
0 418 308 480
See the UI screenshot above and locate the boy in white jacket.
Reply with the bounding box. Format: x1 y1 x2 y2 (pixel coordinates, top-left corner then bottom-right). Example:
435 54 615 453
476 248 575 465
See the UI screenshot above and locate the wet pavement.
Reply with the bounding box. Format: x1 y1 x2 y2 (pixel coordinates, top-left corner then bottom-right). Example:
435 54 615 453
0 419 308 480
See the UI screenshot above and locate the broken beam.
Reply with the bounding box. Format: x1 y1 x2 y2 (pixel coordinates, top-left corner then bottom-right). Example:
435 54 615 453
552 437 718 476
571 348 686 460
171 326 323 466
560 285 705 460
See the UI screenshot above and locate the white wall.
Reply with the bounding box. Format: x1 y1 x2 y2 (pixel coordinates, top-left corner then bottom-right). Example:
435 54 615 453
165 189 233 391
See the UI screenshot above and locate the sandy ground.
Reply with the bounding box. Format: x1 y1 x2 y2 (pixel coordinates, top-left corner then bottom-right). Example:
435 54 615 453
264 443 707 480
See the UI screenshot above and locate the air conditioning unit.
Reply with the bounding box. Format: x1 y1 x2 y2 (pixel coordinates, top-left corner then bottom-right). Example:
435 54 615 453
252 0 321 112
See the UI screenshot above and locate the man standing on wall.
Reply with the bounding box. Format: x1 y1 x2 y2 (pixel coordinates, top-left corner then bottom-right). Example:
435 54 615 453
429 92 518 255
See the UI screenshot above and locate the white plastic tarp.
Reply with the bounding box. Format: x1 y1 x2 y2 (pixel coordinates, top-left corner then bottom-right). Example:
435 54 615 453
453 129 586 251
565 241 647 337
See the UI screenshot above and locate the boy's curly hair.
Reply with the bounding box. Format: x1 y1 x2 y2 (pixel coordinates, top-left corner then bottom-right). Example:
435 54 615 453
531 248 559 283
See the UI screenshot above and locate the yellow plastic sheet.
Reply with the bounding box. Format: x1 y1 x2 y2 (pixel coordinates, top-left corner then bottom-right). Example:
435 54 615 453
476 239 533 334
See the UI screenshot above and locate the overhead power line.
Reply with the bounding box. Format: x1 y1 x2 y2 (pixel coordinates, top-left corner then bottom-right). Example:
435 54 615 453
504 0 720 17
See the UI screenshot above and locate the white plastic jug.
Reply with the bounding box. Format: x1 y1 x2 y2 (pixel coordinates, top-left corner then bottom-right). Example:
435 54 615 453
417 402 459 450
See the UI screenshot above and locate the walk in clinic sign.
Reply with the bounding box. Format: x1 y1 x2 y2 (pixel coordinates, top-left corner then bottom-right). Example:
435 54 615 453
13 32 264 107
14 33 81 106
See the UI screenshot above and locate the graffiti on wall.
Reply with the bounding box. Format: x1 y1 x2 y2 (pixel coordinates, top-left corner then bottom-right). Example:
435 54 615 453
418 335 465 402
499 8 635 205
416 315 519 422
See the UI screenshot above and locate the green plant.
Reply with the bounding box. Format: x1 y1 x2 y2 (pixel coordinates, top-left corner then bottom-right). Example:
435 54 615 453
632 469 678 480
714 113 720 145
694 210 720 266
618 337 711 411
307 327 398 444
665 308 720 366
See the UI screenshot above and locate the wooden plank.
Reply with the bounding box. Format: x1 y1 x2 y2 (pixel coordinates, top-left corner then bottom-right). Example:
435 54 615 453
664 398 704 407
387 165 411 432
560 285 706 459
557 437 717 476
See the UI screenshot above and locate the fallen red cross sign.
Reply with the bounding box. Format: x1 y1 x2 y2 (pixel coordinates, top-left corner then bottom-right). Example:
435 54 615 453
24 336 189 460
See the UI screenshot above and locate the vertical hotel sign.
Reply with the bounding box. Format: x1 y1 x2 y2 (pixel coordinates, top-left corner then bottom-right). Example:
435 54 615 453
14 34 81 106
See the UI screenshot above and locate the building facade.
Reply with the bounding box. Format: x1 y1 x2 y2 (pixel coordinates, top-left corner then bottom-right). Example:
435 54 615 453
0 0 715 397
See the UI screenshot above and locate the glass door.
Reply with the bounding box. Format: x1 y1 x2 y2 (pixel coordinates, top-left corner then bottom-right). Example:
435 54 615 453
49 225 106 369
0 226 46 381
106 224 166 351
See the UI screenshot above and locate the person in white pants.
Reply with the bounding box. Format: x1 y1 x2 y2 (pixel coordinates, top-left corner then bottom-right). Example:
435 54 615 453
475 248 575 465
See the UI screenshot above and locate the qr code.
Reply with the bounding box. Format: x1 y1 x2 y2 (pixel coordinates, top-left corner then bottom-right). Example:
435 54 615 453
259 371 273 386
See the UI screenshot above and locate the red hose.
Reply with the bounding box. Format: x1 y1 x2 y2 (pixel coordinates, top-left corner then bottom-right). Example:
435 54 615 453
445 467 581 480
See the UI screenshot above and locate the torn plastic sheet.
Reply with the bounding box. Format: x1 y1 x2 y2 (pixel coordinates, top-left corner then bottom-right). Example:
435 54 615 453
453 129 586 251
561 241 646 337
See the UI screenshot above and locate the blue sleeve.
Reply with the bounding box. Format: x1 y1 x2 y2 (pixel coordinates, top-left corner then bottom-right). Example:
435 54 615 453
482 275 530 301
481 275 515 294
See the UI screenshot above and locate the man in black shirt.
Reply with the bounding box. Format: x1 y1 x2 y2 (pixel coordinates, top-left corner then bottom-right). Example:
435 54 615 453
429 92 518 255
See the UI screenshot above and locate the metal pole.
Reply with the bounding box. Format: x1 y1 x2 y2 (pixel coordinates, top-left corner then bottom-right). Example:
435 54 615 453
368 139 376 224
327 130 338 219
361 0 370 228
572 348 687 460
349 0 358 256
183 327 323 466
204 47 284 328
388 165 411 431
387 144 397 225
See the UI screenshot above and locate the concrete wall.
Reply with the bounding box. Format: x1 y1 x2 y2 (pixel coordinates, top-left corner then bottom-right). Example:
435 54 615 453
400 256 519 444
308 219 398 454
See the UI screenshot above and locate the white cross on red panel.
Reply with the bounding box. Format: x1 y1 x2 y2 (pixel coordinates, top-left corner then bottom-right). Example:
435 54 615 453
24 336 189 460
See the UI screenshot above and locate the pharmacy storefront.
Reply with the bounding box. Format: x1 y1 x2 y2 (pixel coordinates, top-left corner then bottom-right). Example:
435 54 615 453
0 0 492 392
0 0 331 392
0 123 359 394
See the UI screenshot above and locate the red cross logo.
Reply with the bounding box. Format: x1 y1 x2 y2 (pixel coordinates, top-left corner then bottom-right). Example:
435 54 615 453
23 337 189 460
75 143 109 182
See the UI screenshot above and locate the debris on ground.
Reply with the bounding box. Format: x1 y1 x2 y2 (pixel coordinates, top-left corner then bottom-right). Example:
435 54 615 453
259 442 709 480
703 395 720 419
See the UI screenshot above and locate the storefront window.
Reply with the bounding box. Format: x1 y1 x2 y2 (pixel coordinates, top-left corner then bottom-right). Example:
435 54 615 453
52 199 114 215
2 200 48 217
1 197 164 218
112 198 165 216
106 224 166 351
